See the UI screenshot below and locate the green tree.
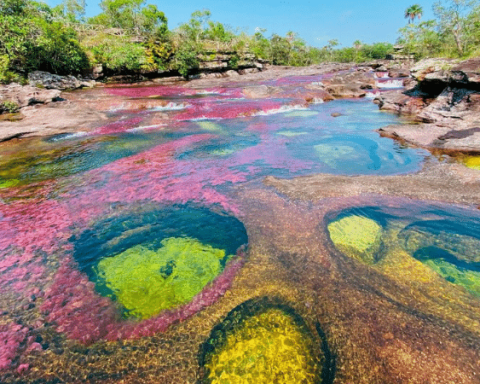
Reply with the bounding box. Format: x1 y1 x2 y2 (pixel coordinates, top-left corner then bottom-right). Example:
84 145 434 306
56 0 86 22
433 0 476 56
92 0 167 36
405 4 424 23
178 9 211 44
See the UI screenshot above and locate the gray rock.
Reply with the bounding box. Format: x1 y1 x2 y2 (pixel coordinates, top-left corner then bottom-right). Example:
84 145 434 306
28 71 95 90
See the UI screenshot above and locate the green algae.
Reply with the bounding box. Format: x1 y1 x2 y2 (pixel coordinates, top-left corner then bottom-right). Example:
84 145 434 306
95 237 231 319
0 178 19 189
209 148 236 156
277 130 308 137
328 215 382 264
197 121 225 133
401 228 480 265
0 134 161 187
422 258 480 297
285 110 319 118
200 299 323 384
314 144 362 169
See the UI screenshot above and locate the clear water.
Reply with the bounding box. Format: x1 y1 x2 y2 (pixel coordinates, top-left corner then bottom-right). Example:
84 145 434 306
0 75 478 384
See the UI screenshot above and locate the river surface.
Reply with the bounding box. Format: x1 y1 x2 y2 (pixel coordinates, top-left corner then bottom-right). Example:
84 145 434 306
1 73 480 383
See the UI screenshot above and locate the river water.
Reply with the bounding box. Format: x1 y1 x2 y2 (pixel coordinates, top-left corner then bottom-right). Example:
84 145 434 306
1 73 480 383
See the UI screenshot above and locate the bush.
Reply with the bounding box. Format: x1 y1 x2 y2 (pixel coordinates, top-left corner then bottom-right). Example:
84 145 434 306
172 42 199 77
27 21 90 75
0 100 20 113
88 35 151 73
0 55 18 83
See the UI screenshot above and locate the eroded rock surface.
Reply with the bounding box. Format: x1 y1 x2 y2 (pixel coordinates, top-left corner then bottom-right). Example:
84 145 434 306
376 57 480 152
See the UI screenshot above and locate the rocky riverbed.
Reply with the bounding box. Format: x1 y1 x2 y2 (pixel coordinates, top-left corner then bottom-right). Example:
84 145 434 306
1 58 480 384
0 61 398 141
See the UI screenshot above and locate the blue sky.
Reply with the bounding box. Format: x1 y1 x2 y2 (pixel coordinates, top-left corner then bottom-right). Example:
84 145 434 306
46 0 438 47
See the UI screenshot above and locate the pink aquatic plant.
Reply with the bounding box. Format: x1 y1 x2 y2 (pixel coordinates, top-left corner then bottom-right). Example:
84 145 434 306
41 251 246 344
0 322 29 371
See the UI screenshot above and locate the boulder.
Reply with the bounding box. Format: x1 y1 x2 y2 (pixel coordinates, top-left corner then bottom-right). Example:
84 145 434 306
28 71 95 90
242 85 281 98
410 58 459 82
452 57 480 85
388 69 410 78
374 90 426 115
238 68 260 75
326 84 366 98
225 70 240 77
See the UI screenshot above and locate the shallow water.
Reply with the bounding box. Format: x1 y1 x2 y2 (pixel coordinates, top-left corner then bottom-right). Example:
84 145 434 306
1 74 479 383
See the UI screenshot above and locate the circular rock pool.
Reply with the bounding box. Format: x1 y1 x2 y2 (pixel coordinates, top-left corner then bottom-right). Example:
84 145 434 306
326 202 480 297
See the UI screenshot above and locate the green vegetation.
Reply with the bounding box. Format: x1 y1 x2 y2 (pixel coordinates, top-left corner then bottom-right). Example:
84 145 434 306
399 1 480 58
405 4 424 23
328 215 383 264
1 0 479 83
95 237 231 319
0 100 19 113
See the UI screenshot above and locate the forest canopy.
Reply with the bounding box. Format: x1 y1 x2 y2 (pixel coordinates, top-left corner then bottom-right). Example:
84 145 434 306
0 0 479 82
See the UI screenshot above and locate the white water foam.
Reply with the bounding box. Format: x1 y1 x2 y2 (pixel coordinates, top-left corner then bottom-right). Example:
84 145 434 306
50 132 89 141
253 104 308 116
151 102 189 111
126 124 166 132
375 72 390 79
365 92 380 99
375 79 404 89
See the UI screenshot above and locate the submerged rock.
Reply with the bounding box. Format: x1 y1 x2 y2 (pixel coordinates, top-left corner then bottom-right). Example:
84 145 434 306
399 221 480 265
328 215 382 264
199 298 324 384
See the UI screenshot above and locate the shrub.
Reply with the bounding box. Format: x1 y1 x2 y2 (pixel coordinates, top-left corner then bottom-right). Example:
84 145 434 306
0 100 20 113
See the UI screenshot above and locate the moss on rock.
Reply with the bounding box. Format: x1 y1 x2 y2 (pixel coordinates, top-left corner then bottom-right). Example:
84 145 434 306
328 215 382 264
463 156 480 170
95 237 230 319
200 299 322 384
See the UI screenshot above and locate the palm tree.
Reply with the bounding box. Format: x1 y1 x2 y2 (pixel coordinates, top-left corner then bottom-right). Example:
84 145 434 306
405 4 423 24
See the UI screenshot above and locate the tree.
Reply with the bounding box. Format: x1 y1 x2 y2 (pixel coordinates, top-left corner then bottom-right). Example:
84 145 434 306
56 0 86 22
405 4 424 23
353 39 362 61
93 0 167 36
433 0 476 55
178 9 211 43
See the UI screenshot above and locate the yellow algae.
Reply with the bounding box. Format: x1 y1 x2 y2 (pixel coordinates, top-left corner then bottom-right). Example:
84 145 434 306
204 308 319 384
463 156 480 170
95 237 229 319
328 215 382 264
